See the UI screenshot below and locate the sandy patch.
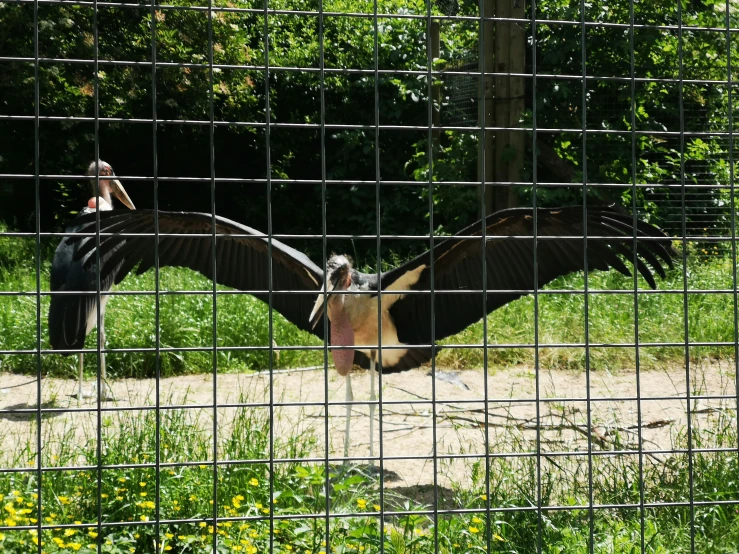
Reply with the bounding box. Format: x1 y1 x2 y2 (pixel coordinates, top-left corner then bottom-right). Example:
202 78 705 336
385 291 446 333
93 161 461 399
1 358 736 492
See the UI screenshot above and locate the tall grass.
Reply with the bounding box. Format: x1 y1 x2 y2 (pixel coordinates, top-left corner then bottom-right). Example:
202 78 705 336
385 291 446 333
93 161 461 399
1 387 738 552
0 229 735 378
437 253 736 371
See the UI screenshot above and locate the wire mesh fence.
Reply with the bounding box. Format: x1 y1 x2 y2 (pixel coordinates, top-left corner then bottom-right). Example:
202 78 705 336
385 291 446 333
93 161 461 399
0 0 738 552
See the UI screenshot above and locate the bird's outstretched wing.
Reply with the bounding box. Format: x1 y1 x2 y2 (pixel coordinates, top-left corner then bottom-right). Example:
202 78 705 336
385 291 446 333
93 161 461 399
68 210 326 338
384 206 676 359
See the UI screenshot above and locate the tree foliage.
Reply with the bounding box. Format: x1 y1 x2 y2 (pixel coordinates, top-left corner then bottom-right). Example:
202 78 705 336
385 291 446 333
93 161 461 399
0 0 736 260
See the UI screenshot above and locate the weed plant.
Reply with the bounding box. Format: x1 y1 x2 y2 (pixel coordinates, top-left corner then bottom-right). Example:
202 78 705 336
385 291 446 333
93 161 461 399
0 387 738 552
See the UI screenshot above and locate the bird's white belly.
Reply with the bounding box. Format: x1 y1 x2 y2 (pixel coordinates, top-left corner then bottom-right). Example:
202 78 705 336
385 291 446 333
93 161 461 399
345 293 408 367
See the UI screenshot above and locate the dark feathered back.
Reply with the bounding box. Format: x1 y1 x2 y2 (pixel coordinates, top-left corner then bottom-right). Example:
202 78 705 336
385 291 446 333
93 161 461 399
48 223 118 352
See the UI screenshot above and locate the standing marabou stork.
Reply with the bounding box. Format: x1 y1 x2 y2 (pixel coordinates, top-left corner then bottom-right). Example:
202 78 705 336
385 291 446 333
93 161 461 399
48 161 135 400
63 206 674 454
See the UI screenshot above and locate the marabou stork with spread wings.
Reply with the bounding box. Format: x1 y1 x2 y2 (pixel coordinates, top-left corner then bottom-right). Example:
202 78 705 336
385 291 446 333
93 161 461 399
63 206 675 455
48 161 136 401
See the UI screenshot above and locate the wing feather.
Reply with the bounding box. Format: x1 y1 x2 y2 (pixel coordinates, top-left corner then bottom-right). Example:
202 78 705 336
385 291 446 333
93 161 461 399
68 210 325 338
386 206 676 350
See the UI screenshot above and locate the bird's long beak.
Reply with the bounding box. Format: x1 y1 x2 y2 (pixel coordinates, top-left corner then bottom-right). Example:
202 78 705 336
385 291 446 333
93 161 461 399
309 279 335 330
110 179 135 210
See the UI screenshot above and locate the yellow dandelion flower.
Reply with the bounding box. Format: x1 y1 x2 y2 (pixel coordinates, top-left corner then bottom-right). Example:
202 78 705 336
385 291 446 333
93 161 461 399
469 526 480 534
68 543 82 551
249 478 259 487
139 482 146 488
493 533 505 541
356 499 367 509
199 522 207 528
88 531 98 538
64 529 77 537
472 516 482 524
58 497 70 505
480 494 487 501
140 492 148 497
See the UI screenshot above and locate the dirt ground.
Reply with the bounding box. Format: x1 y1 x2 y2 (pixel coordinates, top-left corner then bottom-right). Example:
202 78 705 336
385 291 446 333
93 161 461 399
1 358 737 492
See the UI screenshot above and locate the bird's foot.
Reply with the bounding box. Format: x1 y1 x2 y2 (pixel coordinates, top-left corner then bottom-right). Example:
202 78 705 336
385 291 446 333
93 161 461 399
97 382 116 402
74 383 116 402
72 386 96 401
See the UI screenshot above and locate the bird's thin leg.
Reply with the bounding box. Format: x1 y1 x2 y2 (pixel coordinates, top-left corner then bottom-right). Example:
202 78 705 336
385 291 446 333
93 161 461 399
98 315 114 401
344 372 353 461
78 352 85 400
369 360 376 462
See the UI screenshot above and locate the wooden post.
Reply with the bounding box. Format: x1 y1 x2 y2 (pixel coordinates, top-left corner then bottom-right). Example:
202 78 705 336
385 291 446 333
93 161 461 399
481 0 526 215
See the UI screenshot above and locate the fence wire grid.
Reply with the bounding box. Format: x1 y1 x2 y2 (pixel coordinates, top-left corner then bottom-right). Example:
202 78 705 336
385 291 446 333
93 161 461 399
0 0 738 552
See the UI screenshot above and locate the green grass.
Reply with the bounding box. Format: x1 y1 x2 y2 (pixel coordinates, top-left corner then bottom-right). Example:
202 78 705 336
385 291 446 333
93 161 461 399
0 233 735 378
2 232 739 552
436 252 737 371
0 236 325 378
1 387 739 553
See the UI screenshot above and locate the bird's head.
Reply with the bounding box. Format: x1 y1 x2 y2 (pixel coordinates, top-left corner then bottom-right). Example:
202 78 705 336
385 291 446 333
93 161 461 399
86 160 136 210
326 254 353 292
308 254 353 330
